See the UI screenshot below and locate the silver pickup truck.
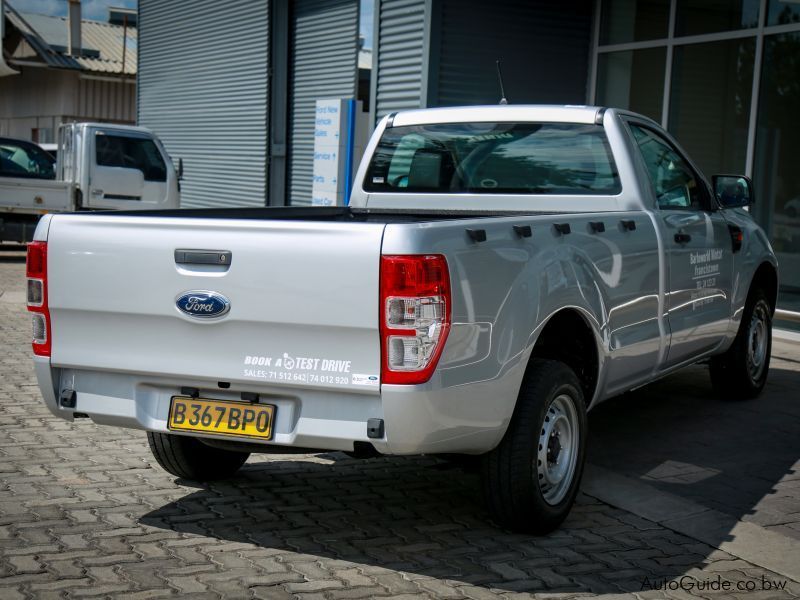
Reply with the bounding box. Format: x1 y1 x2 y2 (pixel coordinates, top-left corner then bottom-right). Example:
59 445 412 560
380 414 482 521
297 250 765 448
28 105 777 533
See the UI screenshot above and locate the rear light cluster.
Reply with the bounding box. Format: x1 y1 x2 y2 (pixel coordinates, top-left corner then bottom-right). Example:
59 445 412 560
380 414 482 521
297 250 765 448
26 241 51 356
380 255 451 384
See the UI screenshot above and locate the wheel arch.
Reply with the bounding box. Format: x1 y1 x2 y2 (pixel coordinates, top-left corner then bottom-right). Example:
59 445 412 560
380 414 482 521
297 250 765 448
750 261 778 314
526 308 601 406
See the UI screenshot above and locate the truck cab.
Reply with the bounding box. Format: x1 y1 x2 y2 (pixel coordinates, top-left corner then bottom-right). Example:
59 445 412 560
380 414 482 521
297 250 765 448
58 122 179 211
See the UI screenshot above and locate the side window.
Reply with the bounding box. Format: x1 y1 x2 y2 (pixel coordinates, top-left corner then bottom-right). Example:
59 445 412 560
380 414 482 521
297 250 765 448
629 124 706 210
378 133 459 190
0 141 55 179
95 134 167 182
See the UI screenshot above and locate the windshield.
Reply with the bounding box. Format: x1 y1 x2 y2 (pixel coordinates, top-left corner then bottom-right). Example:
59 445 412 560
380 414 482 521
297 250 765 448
0 140 56 180
364 122 620 196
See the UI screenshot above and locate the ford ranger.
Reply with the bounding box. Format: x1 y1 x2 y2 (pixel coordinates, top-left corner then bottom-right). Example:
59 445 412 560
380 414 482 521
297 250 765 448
27 106 778 533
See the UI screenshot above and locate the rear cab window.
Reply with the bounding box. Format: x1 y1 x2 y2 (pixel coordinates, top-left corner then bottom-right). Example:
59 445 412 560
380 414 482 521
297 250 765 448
364 122 621 196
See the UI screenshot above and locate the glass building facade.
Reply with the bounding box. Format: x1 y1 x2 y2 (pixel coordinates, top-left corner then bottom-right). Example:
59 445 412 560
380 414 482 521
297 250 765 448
592 0 800 314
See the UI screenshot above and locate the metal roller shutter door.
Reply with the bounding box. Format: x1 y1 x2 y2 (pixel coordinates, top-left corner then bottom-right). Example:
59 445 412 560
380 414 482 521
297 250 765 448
371 0 427 122
138 0 269 208
288 0 358 206
433 0 592 107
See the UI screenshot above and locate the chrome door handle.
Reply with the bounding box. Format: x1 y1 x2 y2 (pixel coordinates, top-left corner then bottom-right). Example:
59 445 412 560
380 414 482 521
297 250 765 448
174 249 232 266
91 188 103 196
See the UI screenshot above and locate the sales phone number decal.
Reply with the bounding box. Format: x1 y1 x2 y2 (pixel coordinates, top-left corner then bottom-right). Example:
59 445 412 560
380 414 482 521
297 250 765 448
242 353 378 387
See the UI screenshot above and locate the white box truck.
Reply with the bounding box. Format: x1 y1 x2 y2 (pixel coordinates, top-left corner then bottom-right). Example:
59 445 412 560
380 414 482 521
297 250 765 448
1 122 179 242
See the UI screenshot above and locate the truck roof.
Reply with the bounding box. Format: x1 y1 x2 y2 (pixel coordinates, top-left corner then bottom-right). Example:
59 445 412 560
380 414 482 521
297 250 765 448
65 122 157 136
389 104 605 128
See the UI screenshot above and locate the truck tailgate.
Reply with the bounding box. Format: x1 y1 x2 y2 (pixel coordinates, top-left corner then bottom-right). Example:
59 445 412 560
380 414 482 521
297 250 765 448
0 178 71 213
47 214 383 393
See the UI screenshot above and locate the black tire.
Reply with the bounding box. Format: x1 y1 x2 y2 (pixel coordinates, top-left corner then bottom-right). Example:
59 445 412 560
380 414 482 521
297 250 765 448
481 359 587 534
147 432 249 480
709 288 772 400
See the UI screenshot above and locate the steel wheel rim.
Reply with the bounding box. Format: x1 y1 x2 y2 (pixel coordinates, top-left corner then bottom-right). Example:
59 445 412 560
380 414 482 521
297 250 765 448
536 393 580 505
747 300 769 382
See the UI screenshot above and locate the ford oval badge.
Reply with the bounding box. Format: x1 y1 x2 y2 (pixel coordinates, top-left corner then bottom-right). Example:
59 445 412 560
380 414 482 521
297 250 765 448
176 291 231 319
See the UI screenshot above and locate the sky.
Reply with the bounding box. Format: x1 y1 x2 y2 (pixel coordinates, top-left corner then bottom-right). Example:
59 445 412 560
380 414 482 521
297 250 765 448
9 0 136 21
8 0 374 48
360 0 372 48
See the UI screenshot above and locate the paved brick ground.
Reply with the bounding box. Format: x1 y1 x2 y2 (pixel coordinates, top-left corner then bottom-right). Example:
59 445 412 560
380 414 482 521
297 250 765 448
589 343 800 540
1 247 799 599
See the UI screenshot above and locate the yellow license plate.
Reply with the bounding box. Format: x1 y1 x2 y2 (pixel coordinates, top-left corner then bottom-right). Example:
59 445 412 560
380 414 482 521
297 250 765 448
168 397 275 440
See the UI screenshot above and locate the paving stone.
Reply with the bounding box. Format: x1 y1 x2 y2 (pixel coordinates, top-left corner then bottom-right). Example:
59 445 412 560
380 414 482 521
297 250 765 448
328 585 390 599
459 586 507 600
6 554 44 574
165 575 210 594
70 584 134 597
0 586 26 600
250 585 295 600
28 577 93 591
120 590 175 600
284 579 345 592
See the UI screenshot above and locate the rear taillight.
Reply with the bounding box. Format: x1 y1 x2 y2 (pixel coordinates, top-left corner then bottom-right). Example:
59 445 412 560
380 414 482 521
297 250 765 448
380 255 450 385
26 241 50 357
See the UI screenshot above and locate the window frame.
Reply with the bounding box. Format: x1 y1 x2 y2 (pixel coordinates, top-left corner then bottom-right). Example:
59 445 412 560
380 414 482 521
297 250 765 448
624 118 716 212
93 132 168 183
362 121 623 197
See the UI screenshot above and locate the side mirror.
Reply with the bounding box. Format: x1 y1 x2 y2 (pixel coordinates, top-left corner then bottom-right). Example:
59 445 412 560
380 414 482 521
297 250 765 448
713 174 754 208
177 157 184 180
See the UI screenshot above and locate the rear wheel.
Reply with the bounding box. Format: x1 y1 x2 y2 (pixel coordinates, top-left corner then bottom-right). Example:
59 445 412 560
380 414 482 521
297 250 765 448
147 432 249 480
481 359 587 534
709 288 772 400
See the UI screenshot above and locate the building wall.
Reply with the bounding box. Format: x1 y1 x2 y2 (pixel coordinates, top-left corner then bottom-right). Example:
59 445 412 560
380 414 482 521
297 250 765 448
592 0 800 309
0 67 134 141
288 0 359 205
371 0 428 121
76 76 136 123
370 0 593 123
430 0 592 107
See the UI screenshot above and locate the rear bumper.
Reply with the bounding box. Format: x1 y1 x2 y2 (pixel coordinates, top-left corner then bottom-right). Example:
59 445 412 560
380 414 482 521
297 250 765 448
35 362 515 455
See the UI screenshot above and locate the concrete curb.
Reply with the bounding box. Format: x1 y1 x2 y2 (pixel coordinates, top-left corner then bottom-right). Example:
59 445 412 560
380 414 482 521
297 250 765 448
774 329 800 344
582 463 800 583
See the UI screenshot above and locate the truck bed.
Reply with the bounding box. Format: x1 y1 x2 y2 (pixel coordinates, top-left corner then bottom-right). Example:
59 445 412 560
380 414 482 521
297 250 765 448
103 205 560 223
0 176 71 214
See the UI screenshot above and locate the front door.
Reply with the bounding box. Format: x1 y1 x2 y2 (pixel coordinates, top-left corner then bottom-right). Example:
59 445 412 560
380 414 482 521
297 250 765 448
88 129 169 209
629 123 733 367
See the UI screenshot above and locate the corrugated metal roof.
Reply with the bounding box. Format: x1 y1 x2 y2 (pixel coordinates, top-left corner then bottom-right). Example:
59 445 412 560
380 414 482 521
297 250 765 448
3 4 136 75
